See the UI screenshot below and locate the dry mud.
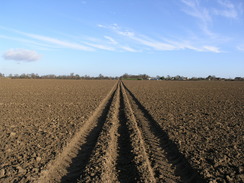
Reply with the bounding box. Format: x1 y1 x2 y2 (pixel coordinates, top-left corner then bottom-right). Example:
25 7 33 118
0 79 243 183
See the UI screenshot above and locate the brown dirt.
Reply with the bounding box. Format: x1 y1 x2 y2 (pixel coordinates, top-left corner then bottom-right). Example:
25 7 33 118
37 81 204 183
123 80 244 183
0 79 116 182
0 79 243 183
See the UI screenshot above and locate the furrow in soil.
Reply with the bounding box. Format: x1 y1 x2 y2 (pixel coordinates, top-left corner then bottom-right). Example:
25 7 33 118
36 82 119 183
77 82 121 183
122 82 206 183
37 80 206 183
118 83 156 183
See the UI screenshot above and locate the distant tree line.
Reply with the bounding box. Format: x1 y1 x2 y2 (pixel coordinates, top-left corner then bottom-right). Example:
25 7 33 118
0 73 119 80
120 73 150 80
0 72 243 81
120 73 244 81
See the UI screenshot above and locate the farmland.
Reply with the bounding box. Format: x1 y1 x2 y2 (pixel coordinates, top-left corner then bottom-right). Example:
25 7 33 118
0 79 243 182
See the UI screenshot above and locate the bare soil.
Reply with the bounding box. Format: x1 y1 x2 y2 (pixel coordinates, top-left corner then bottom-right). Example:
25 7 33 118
0 79 116 182
0 79 243 183
123 80 244 183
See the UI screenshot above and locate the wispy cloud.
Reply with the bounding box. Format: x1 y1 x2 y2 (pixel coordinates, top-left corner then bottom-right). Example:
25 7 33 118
181 0 212 23
181 0 239 20
104 36 118 45
180 0 240 39
237 45 244 51
1 25 222 54
202 46 221 53
84 42 115 51
102 24 178 51
1 26 138 53
120 46 138 52
0 34 59 50
22 33 94 51
214 0 238 18
0 26 94 51
3 49 41 62
99 24 222 53
180 0 215 37
131 36 177 51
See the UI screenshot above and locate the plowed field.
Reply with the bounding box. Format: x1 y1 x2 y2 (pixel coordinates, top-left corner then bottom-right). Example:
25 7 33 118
123 80 244 183
0 80 243 183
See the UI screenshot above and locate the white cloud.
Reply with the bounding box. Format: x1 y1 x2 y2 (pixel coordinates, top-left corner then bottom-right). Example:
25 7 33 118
0 34 59 50
99 24 222 53
237 45 244 51
0 26 94 51
117 30 135 37
84 42 115 51
97 24 105 28
1 25 222 54
203 46 221 53
22 33 94 51
104 36 118 45
180 0 217 38
120 46 138 52
101 24 177 51
181 0 238 21
180 0 239 39
181 0 212 23
131 36 177 51
214 0 238 18
160 39 222 53
3 49 41 62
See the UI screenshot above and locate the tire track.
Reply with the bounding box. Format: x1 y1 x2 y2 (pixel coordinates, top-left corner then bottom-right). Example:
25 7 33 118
37 80 206 183
115 87 141 182
79 81 156 182
118 82 156 182
37 80 156 183
36 82 119 183
122 82 206 183
78 82 121 183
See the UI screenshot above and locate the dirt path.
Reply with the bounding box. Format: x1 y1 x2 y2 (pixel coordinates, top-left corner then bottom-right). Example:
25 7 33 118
36 81 206 183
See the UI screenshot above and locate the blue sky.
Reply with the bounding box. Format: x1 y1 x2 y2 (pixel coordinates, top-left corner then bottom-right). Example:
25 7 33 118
0 0 243 77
